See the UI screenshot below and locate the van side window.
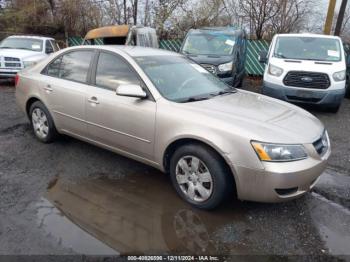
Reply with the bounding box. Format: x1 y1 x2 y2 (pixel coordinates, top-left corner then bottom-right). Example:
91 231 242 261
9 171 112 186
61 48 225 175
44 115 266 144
60 51 94 83
95 52 140 90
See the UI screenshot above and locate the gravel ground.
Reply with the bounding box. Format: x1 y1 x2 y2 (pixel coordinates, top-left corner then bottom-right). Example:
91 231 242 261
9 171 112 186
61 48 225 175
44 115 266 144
0 79 349 259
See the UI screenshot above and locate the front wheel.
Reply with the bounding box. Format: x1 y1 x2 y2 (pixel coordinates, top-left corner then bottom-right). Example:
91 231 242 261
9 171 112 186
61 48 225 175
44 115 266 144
169 144 233 210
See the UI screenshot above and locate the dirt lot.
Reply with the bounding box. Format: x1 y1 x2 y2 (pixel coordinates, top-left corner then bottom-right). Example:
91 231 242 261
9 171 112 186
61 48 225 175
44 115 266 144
0 79 349 259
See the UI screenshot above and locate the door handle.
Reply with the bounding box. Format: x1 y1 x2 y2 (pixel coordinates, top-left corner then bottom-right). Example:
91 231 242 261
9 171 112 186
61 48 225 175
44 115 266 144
44 84 53 92
88 96 100 105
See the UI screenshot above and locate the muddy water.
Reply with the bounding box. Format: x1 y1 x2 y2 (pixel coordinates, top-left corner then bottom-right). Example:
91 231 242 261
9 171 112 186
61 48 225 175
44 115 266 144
36 171 350 256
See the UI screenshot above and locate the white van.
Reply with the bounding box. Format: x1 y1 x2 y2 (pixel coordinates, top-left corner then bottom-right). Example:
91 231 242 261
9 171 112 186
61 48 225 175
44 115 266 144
259 33 346 112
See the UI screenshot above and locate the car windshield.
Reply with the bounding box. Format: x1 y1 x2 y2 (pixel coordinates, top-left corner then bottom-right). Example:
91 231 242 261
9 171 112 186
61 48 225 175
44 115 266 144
0 38 43 52
134 55 235 102
182 32 236 56
273 36 342 62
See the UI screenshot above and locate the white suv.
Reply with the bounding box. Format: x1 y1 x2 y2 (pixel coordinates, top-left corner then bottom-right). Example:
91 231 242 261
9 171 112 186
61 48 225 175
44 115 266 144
259 33 346 113
0 35 59 78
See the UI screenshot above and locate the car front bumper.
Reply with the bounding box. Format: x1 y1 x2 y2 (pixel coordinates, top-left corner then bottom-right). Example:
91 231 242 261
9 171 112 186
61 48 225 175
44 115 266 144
230 145 330 203
262 81 345 107
0 68 21 78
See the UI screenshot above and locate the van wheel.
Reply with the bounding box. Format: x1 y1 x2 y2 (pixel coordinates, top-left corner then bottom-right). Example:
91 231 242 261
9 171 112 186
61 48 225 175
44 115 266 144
329 104 340 113
29 101 58 143
169 144 232 210
345 80 350 98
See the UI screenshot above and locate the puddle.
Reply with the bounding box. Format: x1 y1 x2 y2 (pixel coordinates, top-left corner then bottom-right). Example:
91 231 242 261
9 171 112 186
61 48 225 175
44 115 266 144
309 193 350 255
37 198 118 255
36 171 350 256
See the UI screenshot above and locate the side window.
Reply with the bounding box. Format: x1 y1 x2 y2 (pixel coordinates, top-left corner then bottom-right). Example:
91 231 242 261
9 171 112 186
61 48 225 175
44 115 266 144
50 40 59 52
60 51 93 83
45 40 54 54
95 52 140 90
46 56 62 77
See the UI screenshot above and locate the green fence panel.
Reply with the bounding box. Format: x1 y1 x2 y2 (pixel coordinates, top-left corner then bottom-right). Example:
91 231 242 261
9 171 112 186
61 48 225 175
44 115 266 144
68 37 269 76
68 37 83 46
246 40 269 76
159 39 183 52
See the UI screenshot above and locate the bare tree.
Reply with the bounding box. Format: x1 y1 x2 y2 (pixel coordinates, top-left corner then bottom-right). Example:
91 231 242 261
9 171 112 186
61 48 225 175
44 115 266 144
239 0 280 39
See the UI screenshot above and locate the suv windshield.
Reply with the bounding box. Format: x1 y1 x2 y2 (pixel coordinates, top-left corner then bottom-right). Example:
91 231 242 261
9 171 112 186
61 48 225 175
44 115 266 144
0 38 43 52
182 32 236 56
273 36 341 62
135 55 235 102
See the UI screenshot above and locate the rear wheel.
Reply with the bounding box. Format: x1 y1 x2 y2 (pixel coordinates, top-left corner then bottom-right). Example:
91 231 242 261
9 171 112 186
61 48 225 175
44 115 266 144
169 144 233 210
29 101 58 143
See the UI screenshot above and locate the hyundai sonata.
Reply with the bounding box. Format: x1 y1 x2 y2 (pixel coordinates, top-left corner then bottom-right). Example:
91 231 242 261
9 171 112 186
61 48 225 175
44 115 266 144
15 46 330 209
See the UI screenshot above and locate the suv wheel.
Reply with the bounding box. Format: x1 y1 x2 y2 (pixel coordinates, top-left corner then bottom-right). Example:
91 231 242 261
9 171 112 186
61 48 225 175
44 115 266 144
169 144 232 210
29 101 58 143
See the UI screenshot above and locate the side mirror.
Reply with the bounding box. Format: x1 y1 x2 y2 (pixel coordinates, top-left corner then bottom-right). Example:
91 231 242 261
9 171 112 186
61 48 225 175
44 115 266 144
116 84 147 99
258 50 268 63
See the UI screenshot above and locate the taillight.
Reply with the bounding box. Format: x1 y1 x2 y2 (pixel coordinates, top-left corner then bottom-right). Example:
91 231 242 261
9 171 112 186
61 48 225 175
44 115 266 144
15 74 19 87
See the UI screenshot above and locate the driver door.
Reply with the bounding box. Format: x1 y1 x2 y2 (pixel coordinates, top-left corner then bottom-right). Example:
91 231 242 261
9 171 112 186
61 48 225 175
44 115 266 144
85 51 156 160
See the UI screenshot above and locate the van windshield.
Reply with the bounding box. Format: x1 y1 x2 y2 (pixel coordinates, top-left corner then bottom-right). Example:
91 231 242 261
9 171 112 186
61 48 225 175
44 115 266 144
0 38 43 52
273 36 342 62
182 32 236 56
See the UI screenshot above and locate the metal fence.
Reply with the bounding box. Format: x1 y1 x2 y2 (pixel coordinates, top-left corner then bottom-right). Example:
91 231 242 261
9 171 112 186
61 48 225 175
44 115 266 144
68 37 269 76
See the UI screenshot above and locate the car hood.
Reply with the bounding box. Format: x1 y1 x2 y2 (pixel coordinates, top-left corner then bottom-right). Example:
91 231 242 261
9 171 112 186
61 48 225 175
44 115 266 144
182 90 324 144
0 49 46 61
183 54 233 66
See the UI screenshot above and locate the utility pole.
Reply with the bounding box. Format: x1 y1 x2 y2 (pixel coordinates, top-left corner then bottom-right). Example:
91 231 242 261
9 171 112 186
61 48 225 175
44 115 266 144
324 0 337 35
334 0 349 35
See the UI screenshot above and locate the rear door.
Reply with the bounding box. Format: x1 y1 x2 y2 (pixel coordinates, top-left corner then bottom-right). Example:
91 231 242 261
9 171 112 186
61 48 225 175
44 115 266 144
41 50 94 137
85 51 156 160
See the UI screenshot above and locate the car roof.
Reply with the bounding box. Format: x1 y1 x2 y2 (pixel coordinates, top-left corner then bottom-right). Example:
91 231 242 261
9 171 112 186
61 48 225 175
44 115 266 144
66 45 181 57
188 27 244 36
7 35 55 41
275 33 341 40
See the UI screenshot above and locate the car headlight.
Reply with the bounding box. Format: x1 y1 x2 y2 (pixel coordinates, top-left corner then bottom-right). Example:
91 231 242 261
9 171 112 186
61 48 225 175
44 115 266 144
268 64 283 77
251 141 307 162
333 70 346 82
23 61 37 68
218 62 233 72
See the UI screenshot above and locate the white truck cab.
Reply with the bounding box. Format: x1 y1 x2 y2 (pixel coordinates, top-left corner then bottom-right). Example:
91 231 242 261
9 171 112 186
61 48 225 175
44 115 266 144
0 35 59 78
259 33 346 112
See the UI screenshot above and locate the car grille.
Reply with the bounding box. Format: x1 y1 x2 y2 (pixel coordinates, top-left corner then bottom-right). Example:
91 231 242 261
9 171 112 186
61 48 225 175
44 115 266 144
5 62 21 68
200 64 217 74
4 57 20 62
283 71 330 89
313 131 329 156
0 56 21 68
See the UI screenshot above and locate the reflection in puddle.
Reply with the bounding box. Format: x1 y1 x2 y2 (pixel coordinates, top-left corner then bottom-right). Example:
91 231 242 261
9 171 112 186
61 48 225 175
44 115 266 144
39 172 248 255
36 198 118 255
36 171 350 256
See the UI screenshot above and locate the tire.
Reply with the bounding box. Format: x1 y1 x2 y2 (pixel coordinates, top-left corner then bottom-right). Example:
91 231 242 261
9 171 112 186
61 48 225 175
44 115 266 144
328 103 340 113
29 101 58 143
345 78 350 99
169 143 233 210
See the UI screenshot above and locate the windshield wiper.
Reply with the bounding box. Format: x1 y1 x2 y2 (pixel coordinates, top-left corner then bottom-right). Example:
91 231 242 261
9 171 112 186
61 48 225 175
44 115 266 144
0 47 12 49
211 89 237 96
180 96 211 103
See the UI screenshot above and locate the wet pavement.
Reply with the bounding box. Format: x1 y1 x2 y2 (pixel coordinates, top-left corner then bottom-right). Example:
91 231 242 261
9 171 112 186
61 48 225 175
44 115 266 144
0 80 350 258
